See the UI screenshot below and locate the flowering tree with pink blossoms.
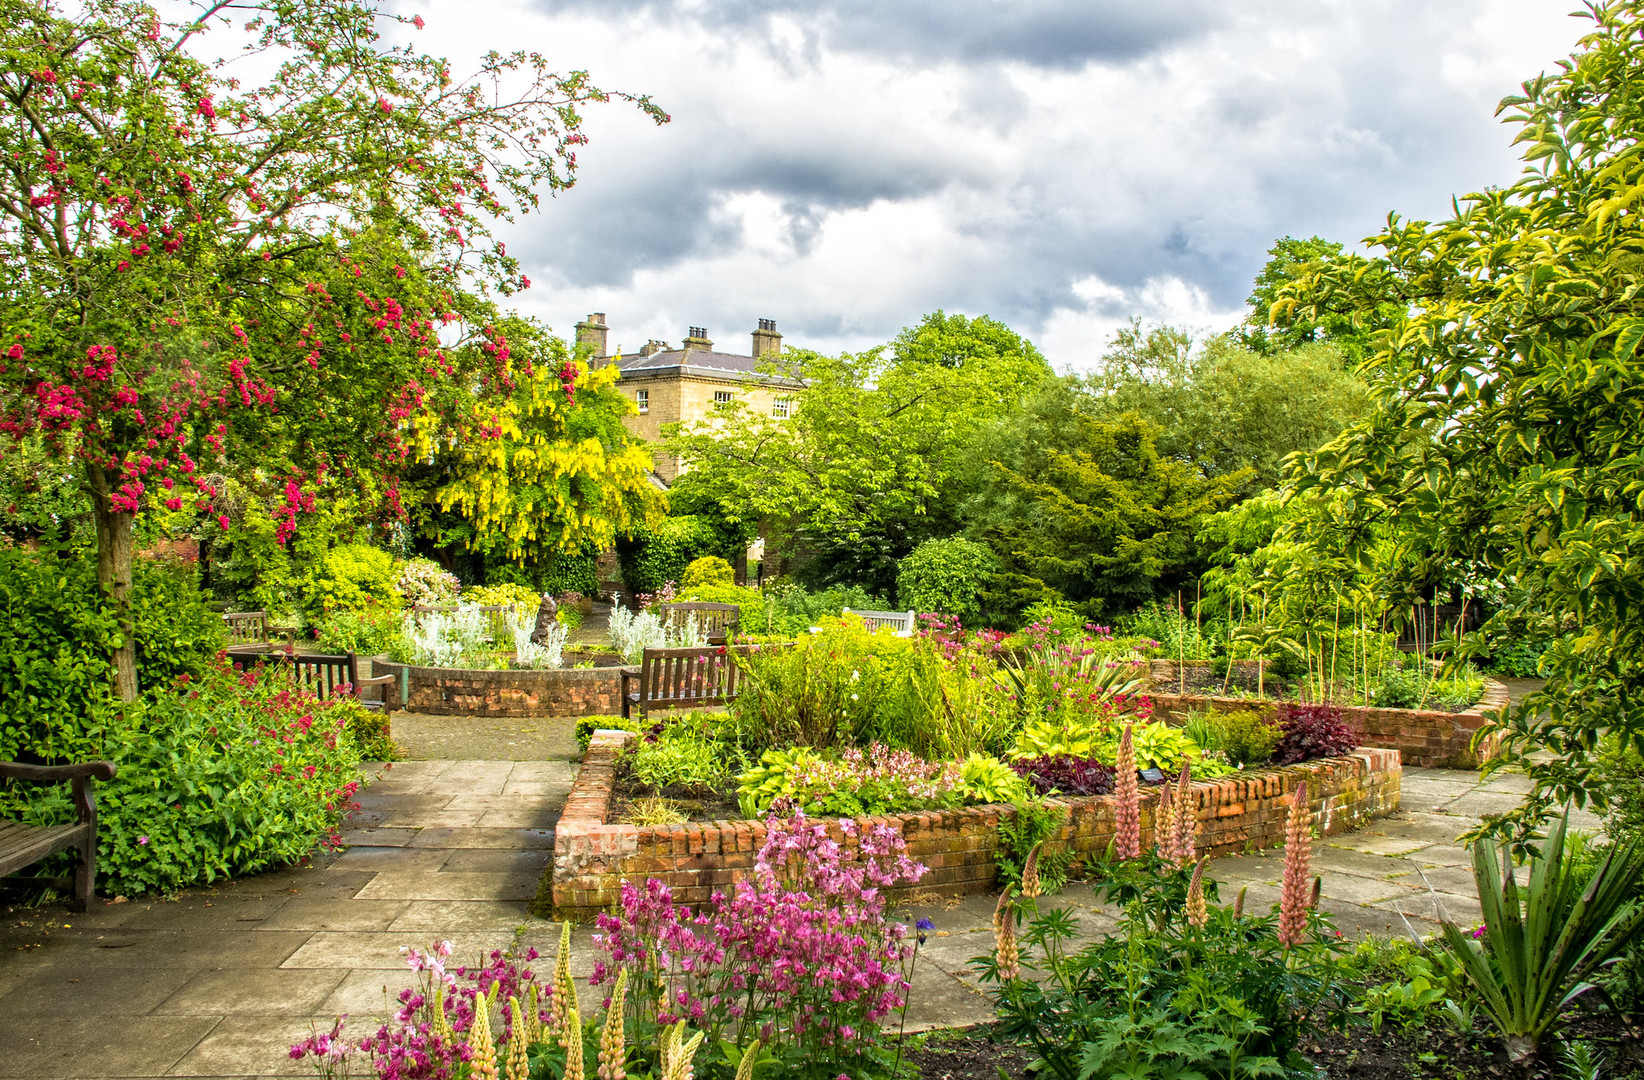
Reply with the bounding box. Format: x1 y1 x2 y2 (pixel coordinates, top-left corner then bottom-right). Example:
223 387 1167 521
0 0 666 699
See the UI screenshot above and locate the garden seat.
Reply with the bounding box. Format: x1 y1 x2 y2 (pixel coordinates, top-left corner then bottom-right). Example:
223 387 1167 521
0 760 117 911
656 602 740 645
621 646 745 719
842 608 918 636
225 647 398 712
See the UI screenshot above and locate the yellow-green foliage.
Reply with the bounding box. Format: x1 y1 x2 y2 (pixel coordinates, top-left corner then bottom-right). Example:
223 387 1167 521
302 543 401 615
682 556 735 589
465 582 541 614
1207 709 1282 766
421 328 664 559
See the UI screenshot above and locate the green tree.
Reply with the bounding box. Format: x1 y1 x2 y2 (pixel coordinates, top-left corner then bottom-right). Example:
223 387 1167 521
1237 236 1402 364
1277 2 1644 838
1087 321 1369 492
0 0 663 697
964 380 1243 620
896 536 996 622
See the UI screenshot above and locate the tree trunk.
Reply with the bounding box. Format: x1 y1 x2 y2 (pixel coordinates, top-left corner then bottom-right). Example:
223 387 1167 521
86 461 138 702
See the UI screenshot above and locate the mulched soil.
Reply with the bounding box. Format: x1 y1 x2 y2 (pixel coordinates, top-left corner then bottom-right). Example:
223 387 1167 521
610 763 741 823
896 1027 1037 1080
899 1012 1644 1080
561 649 629 668
1308 1010 1644 1079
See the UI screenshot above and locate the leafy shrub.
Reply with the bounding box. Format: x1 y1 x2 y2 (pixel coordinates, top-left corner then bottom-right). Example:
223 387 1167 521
985 847 1355 1077
310 606 404 657
1206 708 1282 766
1484 637 1548 678
1271 702 1358 764
953 752 1030 804
1121 600 1224 661
0 546 222 763
392 557 460 606
13 660 366 895
676 582 767 633
464 581 541 614
896 535 997 622
729 621 886 751
302 543 400 615
680 555 734 590
736 743 959 818
575 713 644 751
617 515 723 596
628 730 732 793
760 580 884 636
1011 754 1116 796
1373 665 1425 709
998 799 1072 894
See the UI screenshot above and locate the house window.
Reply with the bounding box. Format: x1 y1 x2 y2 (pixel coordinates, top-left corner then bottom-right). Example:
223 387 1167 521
636 389 649 413
771 397 792 418
713 390 733 408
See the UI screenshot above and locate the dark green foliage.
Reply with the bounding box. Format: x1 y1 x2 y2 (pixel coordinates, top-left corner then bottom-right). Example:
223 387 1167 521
0 436 92 542
896 536 996 621
0 546 222 763
617 515 724 596
11 660 368 896
967 387 1242 621
997 799 1071 894
982 862 1355 1079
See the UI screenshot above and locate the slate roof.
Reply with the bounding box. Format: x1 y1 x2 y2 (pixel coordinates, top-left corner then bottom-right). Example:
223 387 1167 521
612 347 801 385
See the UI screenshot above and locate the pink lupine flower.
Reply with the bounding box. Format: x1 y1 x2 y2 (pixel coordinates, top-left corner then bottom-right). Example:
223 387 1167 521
1153 777 1175 863
1185 856 1209 928
993 891 1019 981
1114 724 1139 860
1169 761 1195 868
1278 781 1313 948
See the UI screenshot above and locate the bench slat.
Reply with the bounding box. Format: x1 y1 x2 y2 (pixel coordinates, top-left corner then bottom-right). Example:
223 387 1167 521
0 822 87 878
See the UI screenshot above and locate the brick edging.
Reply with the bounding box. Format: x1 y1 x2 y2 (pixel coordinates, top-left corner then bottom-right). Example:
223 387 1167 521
1146 661 1508 769
537 732 1402 921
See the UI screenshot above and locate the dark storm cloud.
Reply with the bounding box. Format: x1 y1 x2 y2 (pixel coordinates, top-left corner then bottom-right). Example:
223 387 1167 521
536 0 1225 69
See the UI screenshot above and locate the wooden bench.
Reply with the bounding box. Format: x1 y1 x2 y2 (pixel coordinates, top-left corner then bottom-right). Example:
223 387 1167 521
842 608 918 636
0 760 117 911
621 646 745 719
657 602 740 645
225 647 398 712
221 610 297 645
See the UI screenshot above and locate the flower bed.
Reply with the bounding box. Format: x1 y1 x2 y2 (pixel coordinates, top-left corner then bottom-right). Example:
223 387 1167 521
536 730 1401 920
1146 661 1510 768
374 659 624 718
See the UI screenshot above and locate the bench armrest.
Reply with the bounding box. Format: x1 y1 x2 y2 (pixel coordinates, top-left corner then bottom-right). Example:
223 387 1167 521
0 761 117 783
355 674 395 687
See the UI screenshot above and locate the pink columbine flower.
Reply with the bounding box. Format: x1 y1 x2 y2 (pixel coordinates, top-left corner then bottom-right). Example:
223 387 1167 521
1277 781 1313 948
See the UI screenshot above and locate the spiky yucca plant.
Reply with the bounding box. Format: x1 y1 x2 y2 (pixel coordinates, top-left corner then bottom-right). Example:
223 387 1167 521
1441 813 1644 1065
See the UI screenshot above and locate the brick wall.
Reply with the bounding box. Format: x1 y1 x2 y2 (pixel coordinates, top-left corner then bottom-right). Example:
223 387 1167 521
538 732 1402 920
375 661 623 718
1146 661 1508 769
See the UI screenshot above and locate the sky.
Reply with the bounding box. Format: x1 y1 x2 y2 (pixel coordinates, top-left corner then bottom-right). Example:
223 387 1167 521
388 0 1589 369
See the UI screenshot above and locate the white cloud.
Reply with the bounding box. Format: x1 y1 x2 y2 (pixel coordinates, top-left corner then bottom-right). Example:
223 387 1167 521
387 0 1589 367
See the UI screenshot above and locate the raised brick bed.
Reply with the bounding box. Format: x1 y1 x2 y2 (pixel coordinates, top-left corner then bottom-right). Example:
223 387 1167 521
374 660 624 718
1146 661 1509 769
535 731 1402 921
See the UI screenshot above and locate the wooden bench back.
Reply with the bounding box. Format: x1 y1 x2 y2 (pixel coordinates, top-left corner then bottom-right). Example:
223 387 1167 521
638 646 741 708
657 602 741 643
227 648 360 700
222 610 268 643
842 607 918 635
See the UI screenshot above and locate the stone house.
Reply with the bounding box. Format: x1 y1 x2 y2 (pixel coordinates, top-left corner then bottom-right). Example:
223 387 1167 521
574 314 801 484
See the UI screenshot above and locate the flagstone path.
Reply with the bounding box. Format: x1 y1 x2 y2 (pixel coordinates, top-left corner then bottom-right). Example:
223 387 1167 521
0 691 1590 1077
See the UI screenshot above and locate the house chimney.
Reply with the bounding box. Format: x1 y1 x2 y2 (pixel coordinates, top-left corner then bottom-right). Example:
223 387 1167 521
683 326 713 351
751 318 782 359
639 339 669 358
575 313 609 358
